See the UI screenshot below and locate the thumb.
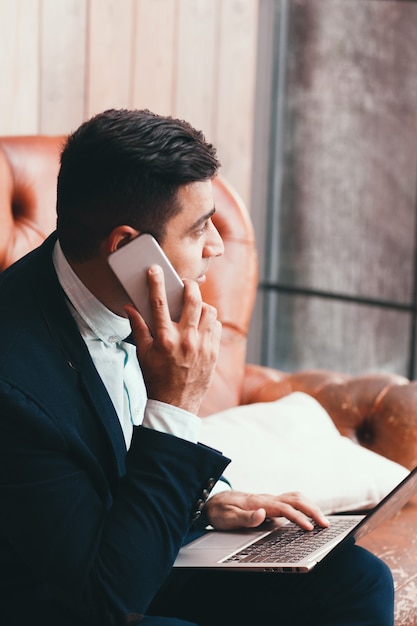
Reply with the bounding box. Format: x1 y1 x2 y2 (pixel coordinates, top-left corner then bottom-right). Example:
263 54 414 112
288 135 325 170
124 304 152 352
243 508 267 528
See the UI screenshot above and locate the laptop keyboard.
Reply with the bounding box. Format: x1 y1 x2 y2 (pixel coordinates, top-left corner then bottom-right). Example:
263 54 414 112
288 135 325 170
223 519 355 564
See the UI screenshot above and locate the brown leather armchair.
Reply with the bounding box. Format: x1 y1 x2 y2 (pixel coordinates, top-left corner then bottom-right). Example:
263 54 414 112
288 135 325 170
1 135 417 624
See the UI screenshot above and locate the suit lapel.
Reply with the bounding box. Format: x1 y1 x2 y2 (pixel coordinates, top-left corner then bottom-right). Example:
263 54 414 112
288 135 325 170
30 234 128 476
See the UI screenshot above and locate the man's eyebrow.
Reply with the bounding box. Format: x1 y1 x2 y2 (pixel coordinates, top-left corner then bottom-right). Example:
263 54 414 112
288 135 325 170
188 207 216 231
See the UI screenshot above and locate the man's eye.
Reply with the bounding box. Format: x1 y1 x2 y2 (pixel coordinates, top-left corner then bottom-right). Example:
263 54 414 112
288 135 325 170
196 221 210 236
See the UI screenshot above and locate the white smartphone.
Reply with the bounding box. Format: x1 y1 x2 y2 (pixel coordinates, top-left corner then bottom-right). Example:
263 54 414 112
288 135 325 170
108 233 184 333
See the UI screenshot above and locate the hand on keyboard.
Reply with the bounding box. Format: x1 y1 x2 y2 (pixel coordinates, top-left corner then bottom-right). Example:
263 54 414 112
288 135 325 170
202 490 330 531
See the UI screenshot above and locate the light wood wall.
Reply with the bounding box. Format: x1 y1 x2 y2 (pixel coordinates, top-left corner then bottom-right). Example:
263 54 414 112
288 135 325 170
0 0 260 208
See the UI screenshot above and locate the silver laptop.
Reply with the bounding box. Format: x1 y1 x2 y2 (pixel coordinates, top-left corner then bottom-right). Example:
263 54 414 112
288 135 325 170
174 465 417 573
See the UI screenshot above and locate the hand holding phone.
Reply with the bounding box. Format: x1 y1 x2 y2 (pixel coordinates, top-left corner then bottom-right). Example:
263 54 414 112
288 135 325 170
108 233 184 333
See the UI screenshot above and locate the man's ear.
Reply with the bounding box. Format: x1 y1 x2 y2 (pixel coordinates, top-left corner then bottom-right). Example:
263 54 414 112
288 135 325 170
105 226 141 255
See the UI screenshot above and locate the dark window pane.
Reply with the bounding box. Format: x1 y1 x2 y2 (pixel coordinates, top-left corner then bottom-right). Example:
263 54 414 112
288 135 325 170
263 292 411 376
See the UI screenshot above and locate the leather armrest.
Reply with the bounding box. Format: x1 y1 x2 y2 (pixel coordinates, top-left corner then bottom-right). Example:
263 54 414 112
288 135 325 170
241 363 417 470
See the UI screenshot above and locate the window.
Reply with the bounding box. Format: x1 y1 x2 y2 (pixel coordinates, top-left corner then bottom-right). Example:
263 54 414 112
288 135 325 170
250 0 417 378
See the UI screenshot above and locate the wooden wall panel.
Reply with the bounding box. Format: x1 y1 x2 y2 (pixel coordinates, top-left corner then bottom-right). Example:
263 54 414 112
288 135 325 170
175 0 219 140
214 0 259 207
132 0 177 116
40 0 87 133
0 0 40 134
0 0 260 208
86 0 134 116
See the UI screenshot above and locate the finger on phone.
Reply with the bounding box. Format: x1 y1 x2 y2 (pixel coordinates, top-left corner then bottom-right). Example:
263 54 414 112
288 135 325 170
146 265 172 331
179 279 202 327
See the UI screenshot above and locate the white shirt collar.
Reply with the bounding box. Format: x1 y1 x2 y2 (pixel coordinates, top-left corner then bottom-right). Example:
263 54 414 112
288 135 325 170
52 240 131 346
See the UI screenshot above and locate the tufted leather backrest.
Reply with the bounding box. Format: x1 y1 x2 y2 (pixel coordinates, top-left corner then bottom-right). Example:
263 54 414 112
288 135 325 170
0 136 64 269
0 135 258 415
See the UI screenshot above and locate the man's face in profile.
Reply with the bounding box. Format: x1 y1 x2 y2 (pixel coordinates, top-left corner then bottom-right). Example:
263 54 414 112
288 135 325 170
159 180 224 283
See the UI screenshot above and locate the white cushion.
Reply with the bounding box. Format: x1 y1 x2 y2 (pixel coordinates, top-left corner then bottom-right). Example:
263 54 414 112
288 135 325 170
200 392 409 514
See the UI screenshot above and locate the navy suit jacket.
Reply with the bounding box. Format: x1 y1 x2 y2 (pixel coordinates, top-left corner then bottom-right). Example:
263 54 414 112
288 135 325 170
0 234 230 626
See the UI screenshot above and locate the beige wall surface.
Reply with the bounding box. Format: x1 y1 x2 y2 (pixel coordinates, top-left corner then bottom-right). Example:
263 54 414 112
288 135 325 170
0 0 260 208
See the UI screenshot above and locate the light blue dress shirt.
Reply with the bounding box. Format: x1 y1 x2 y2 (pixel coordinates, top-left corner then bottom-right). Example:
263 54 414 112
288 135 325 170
53 241 201 448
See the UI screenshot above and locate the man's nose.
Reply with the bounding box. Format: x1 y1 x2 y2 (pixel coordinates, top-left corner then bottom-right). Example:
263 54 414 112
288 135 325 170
204 223 224 258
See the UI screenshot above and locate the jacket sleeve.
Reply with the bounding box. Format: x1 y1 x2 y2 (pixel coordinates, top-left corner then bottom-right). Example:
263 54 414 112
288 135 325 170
0 380 230 625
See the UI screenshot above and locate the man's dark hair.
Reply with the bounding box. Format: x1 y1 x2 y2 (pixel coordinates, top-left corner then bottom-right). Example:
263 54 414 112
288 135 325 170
56 108 221 260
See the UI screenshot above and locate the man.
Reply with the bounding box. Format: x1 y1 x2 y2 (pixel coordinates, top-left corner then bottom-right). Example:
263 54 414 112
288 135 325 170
0 109 394 625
